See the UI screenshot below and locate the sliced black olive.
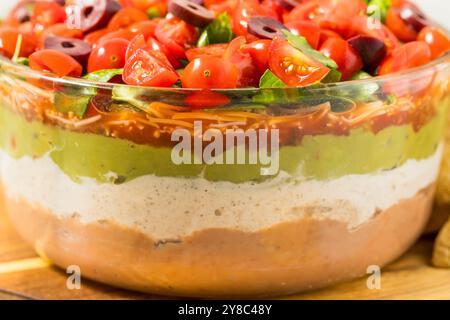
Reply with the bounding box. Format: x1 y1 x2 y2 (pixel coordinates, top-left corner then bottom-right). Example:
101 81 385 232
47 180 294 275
168 0 214 28
44 36 92 67
248 16 287 40
348 35 387 73
398 3 428 32
275 0 300 11
66 0 122 33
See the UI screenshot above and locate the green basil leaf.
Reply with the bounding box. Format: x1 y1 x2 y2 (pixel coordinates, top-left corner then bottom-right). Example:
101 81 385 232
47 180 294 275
259 70 286 88
282 30 338 69
367 0 391 22
146 7 162 18
83 68 123 83
197 12 233 47
15 57 29 66
321 69 342 83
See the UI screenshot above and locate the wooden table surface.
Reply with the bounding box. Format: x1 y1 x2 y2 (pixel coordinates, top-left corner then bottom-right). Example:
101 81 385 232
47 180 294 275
1 209 450 300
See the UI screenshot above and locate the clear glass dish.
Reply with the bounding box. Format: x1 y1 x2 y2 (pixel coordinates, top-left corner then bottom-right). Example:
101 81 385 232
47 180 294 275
0 52 449 298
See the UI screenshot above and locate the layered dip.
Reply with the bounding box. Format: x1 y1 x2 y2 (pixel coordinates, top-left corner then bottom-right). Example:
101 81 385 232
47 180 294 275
0 0 449 297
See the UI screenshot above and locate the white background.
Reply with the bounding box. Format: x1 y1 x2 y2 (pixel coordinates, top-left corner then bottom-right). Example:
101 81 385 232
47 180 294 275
0 0 448 28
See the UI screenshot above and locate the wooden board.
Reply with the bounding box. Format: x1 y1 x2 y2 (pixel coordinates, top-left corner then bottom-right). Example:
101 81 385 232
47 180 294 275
1 209 450 300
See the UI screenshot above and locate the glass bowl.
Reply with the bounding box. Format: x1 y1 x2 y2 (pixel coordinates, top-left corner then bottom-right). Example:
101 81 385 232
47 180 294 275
0 52 449 298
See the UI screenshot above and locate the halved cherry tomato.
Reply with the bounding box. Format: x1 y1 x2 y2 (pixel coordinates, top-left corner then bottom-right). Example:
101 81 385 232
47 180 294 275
0 28 36 59
147 37 181 68
418 26 450 59
128 20 159 40
38 24 83 49
379 41 431 75
126 34 148 60
285 0 367 36
181 56 239 89
154 17 198 63
131 0 167 15
242 39 271 74
285 21 321 49
29 49 82 77
186 44 228 61
85 28 110 46
318 29 342 47
223 36 260 87
108 8 149 31
31 2 66 35
232 0 279 36
268 36 330 87
185 90 231 109
386 7 418 42
88 38 130 73
206 0 238 17
98 29 136 43
320 38 363 80
123 49 179 87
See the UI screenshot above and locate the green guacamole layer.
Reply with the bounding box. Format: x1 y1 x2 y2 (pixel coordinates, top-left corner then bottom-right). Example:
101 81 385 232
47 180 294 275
0 102 446 184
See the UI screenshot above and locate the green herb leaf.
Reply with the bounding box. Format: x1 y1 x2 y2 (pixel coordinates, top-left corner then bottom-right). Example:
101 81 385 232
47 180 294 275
259 70 286 88
83 68 123 83
282 30 338 69
112 85 149 111
197 12 233 47
15 57 29 66
54 92 91 118
366 0 390 22
321 69 342 83
146 7 161 18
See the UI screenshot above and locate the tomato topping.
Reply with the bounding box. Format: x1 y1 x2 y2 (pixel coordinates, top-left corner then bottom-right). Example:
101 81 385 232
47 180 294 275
88 38 130 73
417 26 450 59
31 2 66 36
386 7 418 42
123 49 179 87
268 36 330 87
108 8 149 31
126 34 148 61
0 27 36 59
29 49 82 77
185 44 228 61
320 38 363 80
223 36 260 87
242 39 271 74
182 56 239 89
347 16 400 51
285 21 321 49
154 17 198 63
128 20 159 40
185 90 231 109
379 41 431 75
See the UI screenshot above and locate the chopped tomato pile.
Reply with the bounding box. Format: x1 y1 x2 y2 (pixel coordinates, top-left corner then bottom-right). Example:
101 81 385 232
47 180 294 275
0 0 449 89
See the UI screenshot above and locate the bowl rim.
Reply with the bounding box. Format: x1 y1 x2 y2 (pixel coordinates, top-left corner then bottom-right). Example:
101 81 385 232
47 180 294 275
1 50 449 93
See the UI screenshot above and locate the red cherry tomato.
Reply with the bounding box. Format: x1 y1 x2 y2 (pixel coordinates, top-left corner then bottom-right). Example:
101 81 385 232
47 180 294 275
378 41 431 75
232 0 279 36
88 38 130 73
181 56 239 89
108 7 149 31
386 7 418 42
126 34 148 60
185 90 231 109
285 21 321 49
0 28 36 59
186 44 228 61
31 2 66 35
38 24 83 49
98 29 136 43
319 38 363 80
206 0 238 17
318 29 342 47
242 39 271 74
268 36 330 87
223 36 260 87
29 49 82 77
154 17 198 63
128 20 159 40
130 0 167 15
85 28 110 46
147 37 181 69
284 0 367 36
123 49 179 87
418 26 450 59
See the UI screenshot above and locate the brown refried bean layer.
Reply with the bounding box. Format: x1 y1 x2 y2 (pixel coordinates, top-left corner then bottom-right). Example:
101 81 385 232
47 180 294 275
4 185 435 298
